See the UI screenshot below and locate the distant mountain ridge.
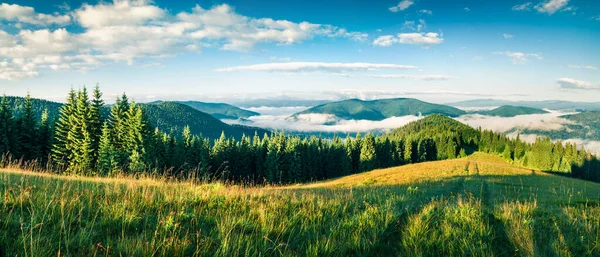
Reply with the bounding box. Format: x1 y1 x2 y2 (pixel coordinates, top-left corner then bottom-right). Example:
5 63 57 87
473 105 549 117
450 99 600 111
4 96 268 139
291 98 467 120
149 100 259 120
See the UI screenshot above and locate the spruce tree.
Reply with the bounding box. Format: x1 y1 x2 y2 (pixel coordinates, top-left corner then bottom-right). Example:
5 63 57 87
0 96 16 156
359 133 376 172
97 121 117 174
38 109 52 163
17 92 38 161
51 88 77 170
89 85 105 166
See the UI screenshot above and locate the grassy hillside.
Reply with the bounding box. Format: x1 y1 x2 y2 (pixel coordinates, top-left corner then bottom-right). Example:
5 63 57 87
152 101 259 120
141 102 269 139
293 98 467 121
2 153 599 256
474 105 549 117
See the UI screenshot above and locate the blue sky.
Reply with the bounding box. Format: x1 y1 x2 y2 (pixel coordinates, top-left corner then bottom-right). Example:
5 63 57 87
0 0 599 103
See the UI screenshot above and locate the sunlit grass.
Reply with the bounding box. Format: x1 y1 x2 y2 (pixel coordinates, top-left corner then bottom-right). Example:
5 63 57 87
1 153 599 256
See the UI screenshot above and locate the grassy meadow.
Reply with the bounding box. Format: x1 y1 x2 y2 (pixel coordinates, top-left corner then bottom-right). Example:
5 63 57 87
1 153 600 256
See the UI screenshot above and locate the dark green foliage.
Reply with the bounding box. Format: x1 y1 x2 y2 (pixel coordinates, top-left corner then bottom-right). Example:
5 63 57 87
1 89 599 185
165 101 260 119
293 98 467 121
140 102 268 139
474 105 549 117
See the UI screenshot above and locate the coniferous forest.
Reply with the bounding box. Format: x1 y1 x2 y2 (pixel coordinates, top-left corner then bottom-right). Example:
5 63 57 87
0 86 599 184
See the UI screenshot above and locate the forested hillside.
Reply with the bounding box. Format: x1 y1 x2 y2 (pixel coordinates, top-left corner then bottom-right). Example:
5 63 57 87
1 88 599 185
152 101 259 120
473 105 548 117
450 99 600 110
141 102 268 139
292 98 467 120
515 111 600 141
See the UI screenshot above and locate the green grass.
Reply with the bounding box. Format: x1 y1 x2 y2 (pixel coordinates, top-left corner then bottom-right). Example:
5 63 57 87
1 153 600 256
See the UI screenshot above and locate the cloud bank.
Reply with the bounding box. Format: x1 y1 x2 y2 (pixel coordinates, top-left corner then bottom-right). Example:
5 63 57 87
214 62 418 73
0 1 367 80
557 78 600 90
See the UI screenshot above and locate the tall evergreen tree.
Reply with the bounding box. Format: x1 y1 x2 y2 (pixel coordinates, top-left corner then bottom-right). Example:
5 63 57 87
51 88 77 170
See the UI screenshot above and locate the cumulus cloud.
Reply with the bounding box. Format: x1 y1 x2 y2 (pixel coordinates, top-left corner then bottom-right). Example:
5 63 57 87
367 74 458 81
534 0 569 15
373 35 399 47
494 51 543 64
464 7 471 12
402 19 427 32
373 32 443 47
0 1 367 80
512 0 570 14
389 0 415 12
503 33 514 39
455 111 575 133
0 3 71 25
512 2 533 11
419 10 433 15
568 65 597 70
214 62 418 73
557 78 600 90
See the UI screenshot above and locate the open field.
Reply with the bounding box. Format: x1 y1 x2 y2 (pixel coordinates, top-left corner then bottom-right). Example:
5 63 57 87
1 153 600 256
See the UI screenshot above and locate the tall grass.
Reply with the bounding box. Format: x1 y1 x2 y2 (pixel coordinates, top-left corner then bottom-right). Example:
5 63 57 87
1 153 599 256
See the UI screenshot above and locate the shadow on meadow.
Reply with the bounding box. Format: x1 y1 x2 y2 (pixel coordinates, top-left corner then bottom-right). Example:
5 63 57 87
1 169 600 257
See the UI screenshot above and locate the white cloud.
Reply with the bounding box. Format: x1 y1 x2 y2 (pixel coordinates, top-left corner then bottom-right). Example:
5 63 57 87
214 62 418 72
419 10 433 15
464 7 471 12
0 3 71 25
494 51 543 64
535 0 569 15
373 35 399 47
456 111 575 133
401 19 426 32
75 0 165 28
367 74 458 81
0 2 367 80
225 113 423 133
389 0 415 12
503 33 514 39
398 32 444 45
591 15 600 21
568 65 597 70
557 78 600 90
374 32 443 47
512 2 533 11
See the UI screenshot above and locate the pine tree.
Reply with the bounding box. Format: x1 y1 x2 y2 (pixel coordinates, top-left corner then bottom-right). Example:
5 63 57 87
68 88 94 174
0 96 16 156
51 88 77 170
89 85 105 166
17 92 38 161
359 133 376 172
38 109 52 163
97 121 117 174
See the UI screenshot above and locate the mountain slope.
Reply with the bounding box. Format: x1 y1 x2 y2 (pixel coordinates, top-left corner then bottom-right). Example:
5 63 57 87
141 102 269 138
450 99 600 111
474 105 548 117
516 111 600 141
292 98 466 120
3 96 268 139
151 101 259 120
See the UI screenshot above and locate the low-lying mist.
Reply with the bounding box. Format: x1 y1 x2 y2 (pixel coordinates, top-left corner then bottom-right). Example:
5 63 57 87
223 107 600 154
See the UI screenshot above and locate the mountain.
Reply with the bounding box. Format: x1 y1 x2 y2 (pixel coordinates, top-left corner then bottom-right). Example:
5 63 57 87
450 99 600 111
1 96 63 121
474 105 548 117
140 102 269 139
3 96 268 139
515 111 600 141
150 101 259 120
291 98 467 121
231 98 331 108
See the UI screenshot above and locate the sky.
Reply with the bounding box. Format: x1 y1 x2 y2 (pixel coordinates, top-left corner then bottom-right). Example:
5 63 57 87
0 0 599 103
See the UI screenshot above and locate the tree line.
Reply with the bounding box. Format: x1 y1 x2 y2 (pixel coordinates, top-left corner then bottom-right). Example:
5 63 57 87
0 87 598 184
